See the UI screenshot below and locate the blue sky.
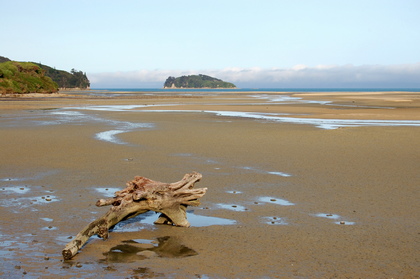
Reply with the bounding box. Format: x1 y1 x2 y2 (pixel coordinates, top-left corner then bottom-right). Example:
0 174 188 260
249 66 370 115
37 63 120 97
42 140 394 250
3 0 420 88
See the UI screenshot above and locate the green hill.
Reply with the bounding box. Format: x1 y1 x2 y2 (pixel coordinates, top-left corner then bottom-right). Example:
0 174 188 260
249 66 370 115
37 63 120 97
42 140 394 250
0 61 58 94
164 74 236 89
0 56 90 93
33 63 90 89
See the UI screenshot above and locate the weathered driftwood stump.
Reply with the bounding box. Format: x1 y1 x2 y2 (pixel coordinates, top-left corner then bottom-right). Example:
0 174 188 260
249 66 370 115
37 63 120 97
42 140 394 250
62 172 206 260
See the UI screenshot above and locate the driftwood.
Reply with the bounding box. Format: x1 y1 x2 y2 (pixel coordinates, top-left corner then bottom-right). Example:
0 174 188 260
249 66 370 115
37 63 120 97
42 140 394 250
62 172 206 260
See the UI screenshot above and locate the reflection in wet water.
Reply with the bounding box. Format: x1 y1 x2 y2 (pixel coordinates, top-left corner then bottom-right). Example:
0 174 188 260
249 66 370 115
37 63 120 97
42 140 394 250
132 267 164 278
102 236 198 263
111 211 236 232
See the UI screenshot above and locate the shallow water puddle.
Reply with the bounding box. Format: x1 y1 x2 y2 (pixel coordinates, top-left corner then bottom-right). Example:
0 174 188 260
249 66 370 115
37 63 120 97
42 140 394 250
1 186 31 194
41 226 57 230
263 216 288 225
205 110 420 129
314 213 355 225
70 105 150 111
257 196 295 206
188 212 236 226
111 211 236 232
240 166 292 177
145 109 420 129
95 130 127 144
250 94 332 105
226 190 242 194
102 236 198 263
267 171 292 177
334 221 355 225
94 187 122 197
48 108 155 145
216 203 248 212
314 213 340 219
0 195 59 209
0 178 24 182
94 121 154 145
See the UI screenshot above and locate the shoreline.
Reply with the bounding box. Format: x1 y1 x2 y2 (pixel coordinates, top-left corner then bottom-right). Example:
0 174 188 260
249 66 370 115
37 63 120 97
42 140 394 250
1 90 419 121
0 91 419 278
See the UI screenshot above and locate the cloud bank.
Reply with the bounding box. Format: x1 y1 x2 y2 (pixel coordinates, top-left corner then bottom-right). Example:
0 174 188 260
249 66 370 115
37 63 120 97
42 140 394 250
89 63 420 88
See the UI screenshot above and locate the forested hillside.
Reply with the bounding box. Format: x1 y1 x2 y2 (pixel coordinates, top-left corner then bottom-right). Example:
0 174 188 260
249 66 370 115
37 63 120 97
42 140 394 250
0 56 90 93
164 74 236 89
34 63 90 89
0 61 58 94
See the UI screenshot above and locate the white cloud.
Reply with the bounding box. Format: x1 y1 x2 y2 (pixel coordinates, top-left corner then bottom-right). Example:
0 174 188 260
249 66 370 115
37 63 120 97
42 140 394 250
89 63 420 88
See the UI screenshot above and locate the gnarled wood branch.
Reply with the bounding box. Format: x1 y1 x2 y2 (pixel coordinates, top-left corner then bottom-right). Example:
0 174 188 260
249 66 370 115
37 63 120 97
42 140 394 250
62 172 206 260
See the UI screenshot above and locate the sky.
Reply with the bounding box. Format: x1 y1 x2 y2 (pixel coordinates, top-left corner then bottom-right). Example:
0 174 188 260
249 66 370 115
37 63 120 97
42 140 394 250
2 0 420 88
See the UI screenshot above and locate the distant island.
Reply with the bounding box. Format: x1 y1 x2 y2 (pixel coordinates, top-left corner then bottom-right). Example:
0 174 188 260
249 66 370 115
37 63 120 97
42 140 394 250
0 56 90 94
164 74 236 89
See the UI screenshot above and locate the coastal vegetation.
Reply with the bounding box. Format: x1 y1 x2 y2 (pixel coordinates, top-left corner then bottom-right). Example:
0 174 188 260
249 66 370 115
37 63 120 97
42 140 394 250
164 74 236 89
0 56 90 94
33 63 90 89
0 61 58 94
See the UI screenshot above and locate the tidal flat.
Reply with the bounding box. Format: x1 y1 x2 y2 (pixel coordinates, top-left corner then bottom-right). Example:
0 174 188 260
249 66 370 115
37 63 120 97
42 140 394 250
0 90 419 278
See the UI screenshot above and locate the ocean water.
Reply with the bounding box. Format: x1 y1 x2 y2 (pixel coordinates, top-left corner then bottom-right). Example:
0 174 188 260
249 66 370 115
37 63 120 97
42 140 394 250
69 88 420 98
90 88 420 93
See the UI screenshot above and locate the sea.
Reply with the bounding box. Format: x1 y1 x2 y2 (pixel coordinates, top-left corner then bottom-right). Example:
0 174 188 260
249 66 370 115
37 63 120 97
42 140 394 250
91 88 420 93
80 87 420 97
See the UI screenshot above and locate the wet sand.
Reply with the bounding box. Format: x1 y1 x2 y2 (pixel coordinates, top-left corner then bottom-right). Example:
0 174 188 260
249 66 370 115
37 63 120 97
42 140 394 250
1 91 419 278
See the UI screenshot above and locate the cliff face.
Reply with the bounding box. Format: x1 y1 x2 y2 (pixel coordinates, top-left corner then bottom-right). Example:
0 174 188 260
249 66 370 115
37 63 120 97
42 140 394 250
0 56 11 63
0 61 58 94
164 74 236 89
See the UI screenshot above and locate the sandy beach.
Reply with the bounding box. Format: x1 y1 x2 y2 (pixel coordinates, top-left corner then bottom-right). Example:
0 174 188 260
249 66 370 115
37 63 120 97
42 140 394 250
0 90 419 278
